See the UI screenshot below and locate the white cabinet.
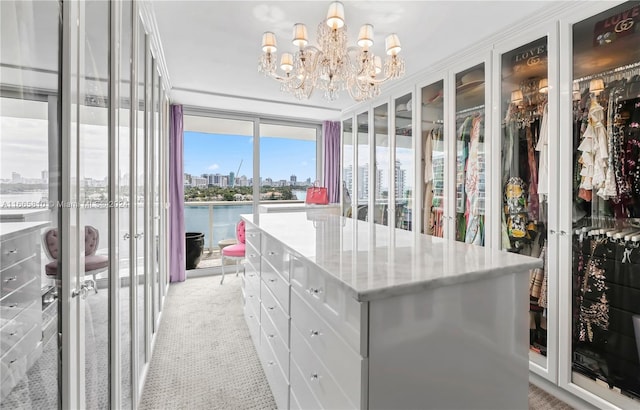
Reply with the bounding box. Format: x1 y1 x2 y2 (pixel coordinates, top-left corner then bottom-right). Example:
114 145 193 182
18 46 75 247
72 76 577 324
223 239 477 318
242 213 539 409
0 222 47 400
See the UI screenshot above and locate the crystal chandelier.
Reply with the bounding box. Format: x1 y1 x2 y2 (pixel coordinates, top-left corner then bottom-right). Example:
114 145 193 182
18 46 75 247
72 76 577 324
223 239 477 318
257 1 405 102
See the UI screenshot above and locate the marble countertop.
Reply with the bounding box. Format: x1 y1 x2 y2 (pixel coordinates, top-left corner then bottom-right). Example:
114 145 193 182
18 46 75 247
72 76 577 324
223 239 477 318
244 212 543 302
0 221 50 241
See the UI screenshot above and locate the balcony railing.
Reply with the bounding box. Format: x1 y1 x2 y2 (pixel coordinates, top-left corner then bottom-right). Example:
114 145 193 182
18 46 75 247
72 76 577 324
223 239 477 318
184 200 304 255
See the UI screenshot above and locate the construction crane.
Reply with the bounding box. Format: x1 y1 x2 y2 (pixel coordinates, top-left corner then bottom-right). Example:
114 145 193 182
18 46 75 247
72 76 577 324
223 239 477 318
231 159 242 187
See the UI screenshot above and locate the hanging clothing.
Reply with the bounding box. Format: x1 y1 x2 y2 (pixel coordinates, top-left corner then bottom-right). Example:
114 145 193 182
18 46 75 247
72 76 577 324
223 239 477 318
536 103 549 201
423 130 434 234
577 98 609 199
465 115 484 245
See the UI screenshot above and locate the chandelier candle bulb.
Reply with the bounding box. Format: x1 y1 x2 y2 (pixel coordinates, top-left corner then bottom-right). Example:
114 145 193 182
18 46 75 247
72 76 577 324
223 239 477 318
292 23 308 48
280 53 294 72
326 1 345 29
261 32 277 53
385 34 401 56
374 55 382 75
357 24 374 49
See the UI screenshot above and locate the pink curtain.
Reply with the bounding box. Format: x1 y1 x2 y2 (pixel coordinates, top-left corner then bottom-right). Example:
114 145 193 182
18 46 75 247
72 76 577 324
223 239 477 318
169 104 186 282
323 121 340 204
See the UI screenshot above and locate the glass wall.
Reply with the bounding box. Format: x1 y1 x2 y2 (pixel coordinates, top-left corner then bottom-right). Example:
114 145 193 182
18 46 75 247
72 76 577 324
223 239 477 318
455 64 486 245
570 2 640 405
421 82 445 236
356 112 369 221
374 104 389 225
342 119 353 217
395 93 413 231
0 0 61 407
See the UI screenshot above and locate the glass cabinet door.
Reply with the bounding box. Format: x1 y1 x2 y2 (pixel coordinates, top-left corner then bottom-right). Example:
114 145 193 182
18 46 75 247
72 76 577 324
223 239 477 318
342 119 353 217
356 112 369 221
395 93 413 231
374 104 389 225
455 64 486 245
421 81 445 236
570 2 640 406
500 37 550 361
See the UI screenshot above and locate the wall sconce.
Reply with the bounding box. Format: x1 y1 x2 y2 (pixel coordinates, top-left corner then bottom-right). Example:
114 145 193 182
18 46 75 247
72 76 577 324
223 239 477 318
572 82 581 101
511 90 524 105
538 78 548 94
589 78 605 95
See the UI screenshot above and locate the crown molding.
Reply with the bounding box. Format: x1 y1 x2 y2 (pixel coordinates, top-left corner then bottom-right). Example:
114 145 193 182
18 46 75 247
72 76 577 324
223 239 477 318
138 0 172 97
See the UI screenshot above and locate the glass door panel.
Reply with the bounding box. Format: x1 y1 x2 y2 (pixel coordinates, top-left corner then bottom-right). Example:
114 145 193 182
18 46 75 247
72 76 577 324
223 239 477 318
374 104 389 225
0 1 61 406
135 20 147 388
395 93 413 231
118 1 133 407
570 2 640 405
421 81 445 236
153 66 161 329
342 119 353 217
455 64 486 245
356 112 369 221
501 37 550 359
80 0 110 407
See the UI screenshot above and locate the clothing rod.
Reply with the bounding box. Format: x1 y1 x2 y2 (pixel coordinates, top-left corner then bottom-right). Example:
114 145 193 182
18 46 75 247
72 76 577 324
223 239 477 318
573 61 640 84
456 104 485 116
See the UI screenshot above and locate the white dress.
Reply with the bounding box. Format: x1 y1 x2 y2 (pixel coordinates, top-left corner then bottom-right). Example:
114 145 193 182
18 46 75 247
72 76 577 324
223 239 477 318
535 103 549 201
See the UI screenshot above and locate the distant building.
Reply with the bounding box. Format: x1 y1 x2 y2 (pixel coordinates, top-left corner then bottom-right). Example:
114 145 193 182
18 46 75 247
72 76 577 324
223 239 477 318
11 172 22 183
395 161 406 199
375 165 384 199
358 165 369 199
184 173 192 186
343 165 353 196
238 175 248 187
41 170 49 183
229 171 235 187
290 174 297 185
263 177 273 186
192 176 208 187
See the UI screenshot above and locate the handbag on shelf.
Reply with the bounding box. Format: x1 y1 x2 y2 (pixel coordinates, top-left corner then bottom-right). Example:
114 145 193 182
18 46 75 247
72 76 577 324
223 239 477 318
306 182 329 205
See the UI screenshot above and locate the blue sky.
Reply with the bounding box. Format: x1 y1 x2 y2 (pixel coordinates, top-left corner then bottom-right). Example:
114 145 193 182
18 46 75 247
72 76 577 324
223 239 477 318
184 131 316 182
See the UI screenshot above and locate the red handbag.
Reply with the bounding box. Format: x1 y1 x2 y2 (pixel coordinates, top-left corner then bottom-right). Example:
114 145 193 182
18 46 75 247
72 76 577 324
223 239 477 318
305 183 329 205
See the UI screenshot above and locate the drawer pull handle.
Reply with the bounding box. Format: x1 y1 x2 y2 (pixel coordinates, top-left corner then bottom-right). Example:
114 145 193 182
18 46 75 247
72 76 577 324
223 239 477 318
9 303 18 308
248 295 254 298
249 254 256 258
249 315 254 319
9 358 17 364
310 330 320 337
268 361 275 366
9 331 18 336
268 334 275 339
267 306 275 311
8 249 18 254
4 276 17 283
308 287 322 295
268 278 276 283
310 373 319 381
268 251 276 256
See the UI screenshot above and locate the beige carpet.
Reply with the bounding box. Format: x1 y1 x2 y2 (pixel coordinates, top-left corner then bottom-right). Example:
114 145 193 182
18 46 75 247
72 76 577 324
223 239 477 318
140 274 573 410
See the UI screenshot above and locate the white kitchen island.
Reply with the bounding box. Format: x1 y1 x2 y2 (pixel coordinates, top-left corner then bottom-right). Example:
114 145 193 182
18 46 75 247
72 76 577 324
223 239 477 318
240 211 542 410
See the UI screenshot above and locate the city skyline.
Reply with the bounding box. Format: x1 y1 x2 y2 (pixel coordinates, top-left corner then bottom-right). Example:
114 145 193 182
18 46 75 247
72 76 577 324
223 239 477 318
184 131 316 183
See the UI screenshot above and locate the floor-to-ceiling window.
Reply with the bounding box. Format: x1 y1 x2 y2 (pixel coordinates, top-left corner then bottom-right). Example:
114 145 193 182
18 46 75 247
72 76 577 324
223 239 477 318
182 114 320 270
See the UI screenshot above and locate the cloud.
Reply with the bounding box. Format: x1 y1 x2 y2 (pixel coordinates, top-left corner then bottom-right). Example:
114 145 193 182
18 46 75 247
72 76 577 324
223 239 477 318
208 164 220 170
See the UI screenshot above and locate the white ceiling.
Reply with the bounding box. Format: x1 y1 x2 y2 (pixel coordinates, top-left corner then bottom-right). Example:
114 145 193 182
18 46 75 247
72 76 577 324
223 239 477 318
153 1 551 121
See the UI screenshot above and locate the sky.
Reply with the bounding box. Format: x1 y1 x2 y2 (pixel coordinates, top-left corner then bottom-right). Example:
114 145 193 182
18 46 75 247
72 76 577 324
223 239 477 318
183 131 317 182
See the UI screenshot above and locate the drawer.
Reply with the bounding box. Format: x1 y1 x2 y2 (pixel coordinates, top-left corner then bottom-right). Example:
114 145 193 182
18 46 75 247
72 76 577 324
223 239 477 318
244 279 261 321
244 266 261 296
0 276 39 323
290 357 322 410
0 299 41 356
261 236 289 281
291 290 364 407
1 255 38 298
261 258 289 314
245 246 261 271
260 280 289 345
1 322 41 377
245 223 261 255
261 303 289 381
259 326 289 410
290 257 365 355
290 324 355 410
244 301 260 346
1 233 34 268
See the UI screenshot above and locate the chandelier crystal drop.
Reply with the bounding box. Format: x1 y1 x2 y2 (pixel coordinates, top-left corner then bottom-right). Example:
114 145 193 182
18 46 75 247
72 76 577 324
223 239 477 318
257 1 405 102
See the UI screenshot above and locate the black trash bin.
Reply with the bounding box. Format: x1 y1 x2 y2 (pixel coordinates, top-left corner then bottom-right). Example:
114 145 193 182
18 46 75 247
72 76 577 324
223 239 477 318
185 232 205 270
